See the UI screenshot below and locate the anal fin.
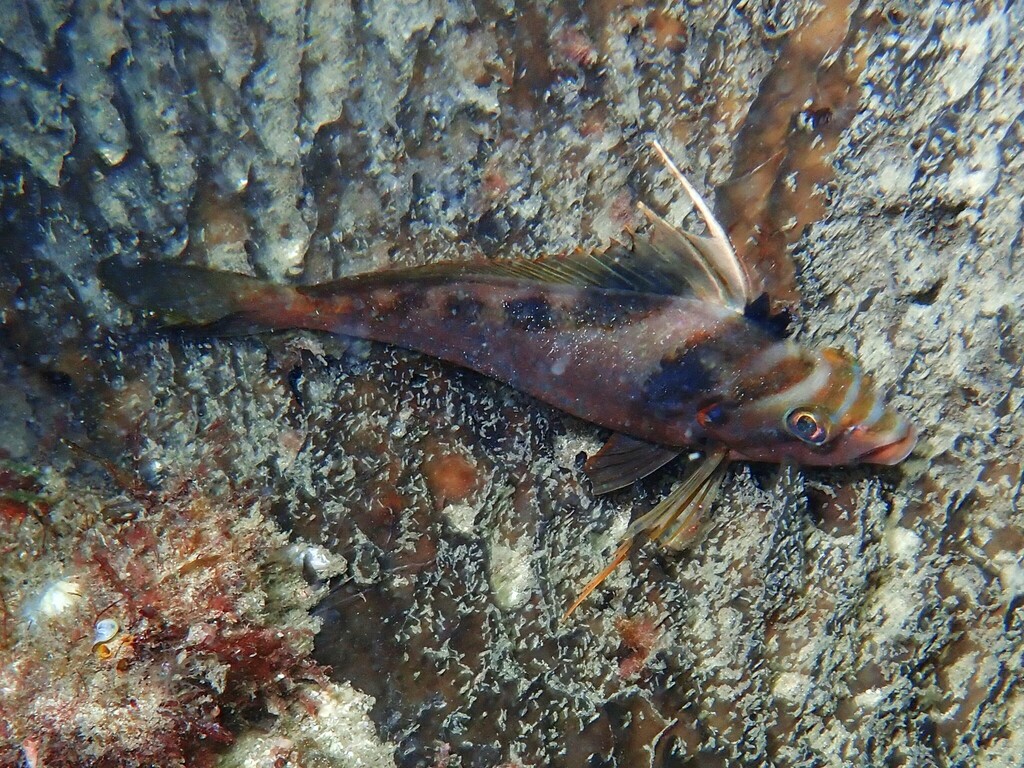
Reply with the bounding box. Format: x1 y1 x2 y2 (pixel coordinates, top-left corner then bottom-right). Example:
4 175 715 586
583 433 682 495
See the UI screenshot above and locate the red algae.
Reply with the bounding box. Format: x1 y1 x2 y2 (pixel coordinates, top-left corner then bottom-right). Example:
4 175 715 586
0 461 50 534
614 614 662 679
0 464 327 768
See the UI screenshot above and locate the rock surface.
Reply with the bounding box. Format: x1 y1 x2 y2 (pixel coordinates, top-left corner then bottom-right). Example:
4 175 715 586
1 0 1022 766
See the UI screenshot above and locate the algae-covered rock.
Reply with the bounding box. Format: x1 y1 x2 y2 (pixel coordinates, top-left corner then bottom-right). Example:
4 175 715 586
1 0 1021 766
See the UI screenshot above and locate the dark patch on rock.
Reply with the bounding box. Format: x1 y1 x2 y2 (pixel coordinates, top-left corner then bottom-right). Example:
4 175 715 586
472 210 510 249
909 278 944 306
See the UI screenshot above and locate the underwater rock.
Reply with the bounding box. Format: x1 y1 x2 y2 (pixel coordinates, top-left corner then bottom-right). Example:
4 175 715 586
1 0 1022 766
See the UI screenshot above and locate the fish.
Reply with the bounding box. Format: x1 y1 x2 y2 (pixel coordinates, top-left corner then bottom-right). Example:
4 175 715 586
99 140 917 617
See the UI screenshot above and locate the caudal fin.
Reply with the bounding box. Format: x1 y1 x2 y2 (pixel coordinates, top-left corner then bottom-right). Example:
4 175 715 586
99 257 289 326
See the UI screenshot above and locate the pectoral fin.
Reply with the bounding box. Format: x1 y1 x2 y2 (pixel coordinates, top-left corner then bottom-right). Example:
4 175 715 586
623 449 727 550
583 433 681 495
563 450 728 619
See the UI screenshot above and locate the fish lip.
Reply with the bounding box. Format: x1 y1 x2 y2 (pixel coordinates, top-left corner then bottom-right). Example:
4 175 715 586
857 425 918 465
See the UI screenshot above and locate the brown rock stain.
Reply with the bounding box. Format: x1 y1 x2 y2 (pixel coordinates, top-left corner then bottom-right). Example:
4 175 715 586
644 9 687 54
421 441 482 506
720 0 865 306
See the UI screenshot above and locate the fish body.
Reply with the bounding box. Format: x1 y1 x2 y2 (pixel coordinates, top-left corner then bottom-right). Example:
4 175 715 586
256 276 754 448
101 258 914 470
100 141 918 614
307 280 733 448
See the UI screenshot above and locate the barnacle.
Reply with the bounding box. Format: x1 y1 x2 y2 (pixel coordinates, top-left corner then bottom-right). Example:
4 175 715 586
22 576 82 629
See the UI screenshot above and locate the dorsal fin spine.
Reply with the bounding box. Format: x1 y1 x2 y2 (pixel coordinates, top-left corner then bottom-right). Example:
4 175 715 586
648 138 752 306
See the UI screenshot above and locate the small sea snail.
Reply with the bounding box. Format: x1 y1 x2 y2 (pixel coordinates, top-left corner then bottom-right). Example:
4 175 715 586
92 618 120 659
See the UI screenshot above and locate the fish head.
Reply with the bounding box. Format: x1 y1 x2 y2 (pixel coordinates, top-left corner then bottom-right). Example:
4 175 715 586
695 345 918 466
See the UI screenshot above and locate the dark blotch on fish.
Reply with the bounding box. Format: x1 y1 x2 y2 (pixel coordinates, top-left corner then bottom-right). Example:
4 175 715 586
643 347 714 414
445 293 485 323
384 289 428 317
504 297 555 331
570 292 665 329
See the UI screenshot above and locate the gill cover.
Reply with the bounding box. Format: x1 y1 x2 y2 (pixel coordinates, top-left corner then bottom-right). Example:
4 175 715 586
698 346 918 466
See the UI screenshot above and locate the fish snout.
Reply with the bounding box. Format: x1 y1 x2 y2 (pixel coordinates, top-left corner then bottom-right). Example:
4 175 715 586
852 414 918 465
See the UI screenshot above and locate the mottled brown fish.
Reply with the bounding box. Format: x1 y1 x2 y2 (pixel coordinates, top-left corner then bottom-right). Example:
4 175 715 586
100 141 917 616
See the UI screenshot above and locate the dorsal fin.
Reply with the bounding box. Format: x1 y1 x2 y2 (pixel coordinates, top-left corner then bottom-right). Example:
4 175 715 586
635 204 743 306
300 237 732 301
450 242 711 296
640 139 754 308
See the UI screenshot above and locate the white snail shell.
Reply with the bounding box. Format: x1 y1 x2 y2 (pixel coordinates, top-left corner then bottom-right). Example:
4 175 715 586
92 618 120 646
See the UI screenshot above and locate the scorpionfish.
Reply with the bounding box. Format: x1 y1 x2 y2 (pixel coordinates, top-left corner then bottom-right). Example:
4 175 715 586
100 141 917 616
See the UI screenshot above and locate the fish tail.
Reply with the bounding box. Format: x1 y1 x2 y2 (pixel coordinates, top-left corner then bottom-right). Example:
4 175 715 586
98 257 297 327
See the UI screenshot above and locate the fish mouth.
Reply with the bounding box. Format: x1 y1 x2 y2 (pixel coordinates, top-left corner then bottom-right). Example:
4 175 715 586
857 424 918 465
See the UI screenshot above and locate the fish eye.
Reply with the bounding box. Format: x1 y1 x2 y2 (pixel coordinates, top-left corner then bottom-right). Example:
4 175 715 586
785 408 829 445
